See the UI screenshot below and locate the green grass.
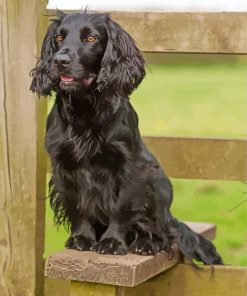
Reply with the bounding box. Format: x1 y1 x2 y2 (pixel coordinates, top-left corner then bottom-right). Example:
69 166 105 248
171 179 247 266
132 63 247 138
45 60 247 266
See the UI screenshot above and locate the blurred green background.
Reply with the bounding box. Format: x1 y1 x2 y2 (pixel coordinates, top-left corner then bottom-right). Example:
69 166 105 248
45 53 247 266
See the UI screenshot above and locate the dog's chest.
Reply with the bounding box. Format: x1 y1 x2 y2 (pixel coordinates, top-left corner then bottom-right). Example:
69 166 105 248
48 135 121 219
48 121 125 171
74 167 117 222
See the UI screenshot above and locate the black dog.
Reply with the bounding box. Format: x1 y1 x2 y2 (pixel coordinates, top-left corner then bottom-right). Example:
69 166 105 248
30 12 222 264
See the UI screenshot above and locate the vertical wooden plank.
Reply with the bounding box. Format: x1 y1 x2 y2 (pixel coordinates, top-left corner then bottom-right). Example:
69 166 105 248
45 278 70 296
70 281 117 296
35 2 48 294
0 0 47 295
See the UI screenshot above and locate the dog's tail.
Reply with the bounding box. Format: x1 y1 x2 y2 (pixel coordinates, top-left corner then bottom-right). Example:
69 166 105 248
167 216 223 265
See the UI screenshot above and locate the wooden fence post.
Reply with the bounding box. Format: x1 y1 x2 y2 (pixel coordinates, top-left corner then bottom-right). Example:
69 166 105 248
0 0 47 295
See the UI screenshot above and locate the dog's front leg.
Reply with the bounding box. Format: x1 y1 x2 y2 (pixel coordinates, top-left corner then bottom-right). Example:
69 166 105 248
94 222 128 255
66 218 96 251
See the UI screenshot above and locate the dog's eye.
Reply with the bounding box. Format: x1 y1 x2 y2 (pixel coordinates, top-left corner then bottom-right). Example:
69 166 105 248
84 36 96 43
55 34 63 42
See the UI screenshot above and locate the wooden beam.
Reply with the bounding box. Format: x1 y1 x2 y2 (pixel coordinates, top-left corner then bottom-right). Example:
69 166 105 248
46 11 247 54
45 222 215 287
103 12 247 54
0 0 47 295
144 136 247 181
47 11 247 54
122 264 247 296
47 136 247 181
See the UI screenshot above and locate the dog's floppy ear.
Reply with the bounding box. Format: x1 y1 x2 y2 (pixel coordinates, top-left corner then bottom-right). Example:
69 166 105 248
30 13 65 96
97 15 145 99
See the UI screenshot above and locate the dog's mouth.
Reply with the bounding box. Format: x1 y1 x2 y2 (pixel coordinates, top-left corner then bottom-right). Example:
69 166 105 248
60 75 95 87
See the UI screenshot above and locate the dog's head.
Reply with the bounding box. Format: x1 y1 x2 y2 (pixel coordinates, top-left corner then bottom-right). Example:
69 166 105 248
30 12 145 99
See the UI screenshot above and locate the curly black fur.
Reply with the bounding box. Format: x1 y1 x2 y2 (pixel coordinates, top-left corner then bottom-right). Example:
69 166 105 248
30 12 223 264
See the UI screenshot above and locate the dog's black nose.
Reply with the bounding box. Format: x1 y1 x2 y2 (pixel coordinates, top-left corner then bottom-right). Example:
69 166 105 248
54 53 72 67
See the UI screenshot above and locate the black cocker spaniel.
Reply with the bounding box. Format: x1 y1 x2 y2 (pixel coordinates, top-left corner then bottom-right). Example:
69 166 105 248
30 11 222 264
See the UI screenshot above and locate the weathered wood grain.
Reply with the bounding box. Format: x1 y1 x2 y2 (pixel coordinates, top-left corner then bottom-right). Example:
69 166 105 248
0 0 47 295
45 246 180 287
122 264 247 296
45 222 215 287
111 12 247 54
144 136 247 181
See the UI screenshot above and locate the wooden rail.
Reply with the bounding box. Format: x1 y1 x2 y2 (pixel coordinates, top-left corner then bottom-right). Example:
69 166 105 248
111 12 247 54
49 11 247 54
80 11 247 54
144 136 247 181
117 264 247 296
47 136 247 181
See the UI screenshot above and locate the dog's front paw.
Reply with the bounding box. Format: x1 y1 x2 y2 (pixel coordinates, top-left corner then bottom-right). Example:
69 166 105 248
130 238 162 256
94 238 127 255
65 235 96 251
